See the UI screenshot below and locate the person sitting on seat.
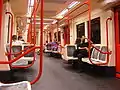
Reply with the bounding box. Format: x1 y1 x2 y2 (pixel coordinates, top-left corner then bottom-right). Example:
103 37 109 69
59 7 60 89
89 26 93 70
73 36 88 57
18 36 24 44
11 35 20 45
43 41 48 51
73 36 93 71
51 39 58 51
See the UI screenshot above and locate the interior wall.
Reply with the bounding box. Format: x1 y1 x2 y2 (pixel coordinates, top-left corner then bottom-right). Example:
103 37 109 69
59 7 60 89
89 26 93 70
69 6 115 66
54 2 116 66
0 2 12 70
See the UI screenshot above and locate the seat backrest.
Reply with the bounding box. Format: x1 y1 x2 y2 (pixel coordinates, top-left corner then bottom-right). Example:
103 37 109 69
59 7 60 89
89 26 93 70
12 46 22 57
6 45 22 59
91 46 100 59
46 44 51 50
23 45 34 57
67 45 76 57
0 81 31 90
98 46 107 61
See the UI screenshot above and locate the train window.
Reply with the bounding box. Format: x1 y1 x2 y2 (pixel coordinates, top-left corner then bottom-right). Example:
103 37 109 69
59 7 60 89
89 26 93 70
76 22 85 38
49 32 52 41
88 17 101 44
58 31 61 42
54 32 57 40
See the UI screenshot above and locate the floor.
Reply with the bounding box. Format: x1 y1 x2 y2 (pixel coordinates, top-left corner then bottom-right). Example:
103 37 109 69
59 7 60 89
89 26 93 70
10 54 120 90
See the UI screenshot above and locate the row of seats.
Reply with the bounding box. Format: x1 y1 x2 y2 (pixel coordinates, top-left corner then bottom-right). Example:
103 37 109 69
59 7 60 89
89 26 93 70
82 46 108 65
44 44 62 56
6 44 34 66
62 44 110 66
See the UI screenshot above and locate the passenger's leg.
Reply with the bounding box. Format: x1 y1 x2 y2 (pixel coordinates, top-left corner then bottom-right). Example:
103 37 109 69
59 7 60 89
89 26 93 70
73 49 79 57
78 54 84 72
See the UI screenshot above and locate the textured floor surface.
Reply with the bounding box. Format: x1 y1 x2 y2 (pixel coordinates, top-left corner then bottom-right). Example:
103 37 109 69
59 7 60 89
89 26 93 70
11 55 120 90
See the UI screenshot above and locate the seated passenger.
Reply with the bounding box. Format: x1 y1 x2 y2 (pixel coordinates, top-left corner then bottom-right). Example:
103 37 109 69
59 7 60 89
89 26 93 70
18 36 24 44
12 35 19 45
46 40 52 50
73 36 88 57
43 41 48 51
51 39 58 51
73 36 93 71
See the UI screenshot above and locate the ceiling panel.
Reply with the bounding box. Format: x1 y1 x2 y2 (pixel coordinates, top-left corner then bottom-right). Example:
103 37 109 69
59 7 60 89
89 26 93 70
9 0 28 16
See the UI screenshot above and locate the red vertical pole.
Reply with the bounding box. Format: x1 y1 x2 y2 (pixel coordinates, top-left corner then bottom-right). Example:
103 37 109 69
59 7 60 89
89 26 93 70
114 9 120 78
56 20 58 42
33 0 36 68
87 0 92 64
0 0 3 43
27 24 30 42
31 0 44 85
67 17 70 44
33 0 36 45
30 19 32 43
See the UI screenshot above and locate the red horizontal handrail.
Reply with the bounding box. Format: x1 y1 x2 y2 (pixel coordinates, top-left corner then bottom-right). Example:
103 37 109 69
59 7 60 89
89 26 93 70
85 38 112 54
11 56 36 68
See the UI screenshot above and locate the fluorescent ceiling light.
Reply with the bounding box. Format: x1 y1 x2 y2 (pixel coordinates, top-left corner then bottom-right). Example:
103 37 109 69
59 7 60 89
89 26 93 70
56 9 68 19
52 20 57 24
56 15 63 19
104 0 116 3
68 1 80 9
29 0 34 6
27 0 34 17
58 9 68 16
56 1 80 19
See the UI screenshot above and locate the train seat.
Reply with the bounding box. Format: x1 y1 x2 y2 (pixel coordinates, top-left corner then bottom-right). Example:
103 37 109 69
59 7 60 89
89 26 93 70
0 81 31 90
51 45 61 54
82 45 109 65
44 44 52 53
62 44 78 64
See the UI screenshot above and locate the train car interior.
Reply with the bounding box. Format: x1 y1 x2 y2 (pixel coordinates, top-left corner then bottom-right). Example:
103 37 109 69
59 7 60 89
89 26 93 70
1 0 120 90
